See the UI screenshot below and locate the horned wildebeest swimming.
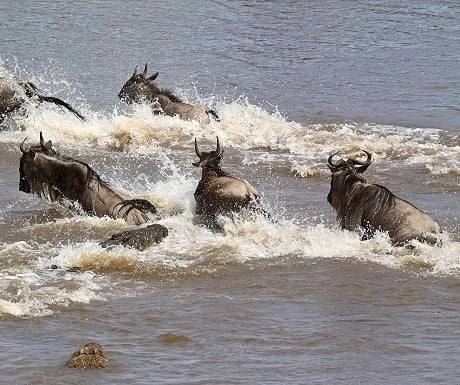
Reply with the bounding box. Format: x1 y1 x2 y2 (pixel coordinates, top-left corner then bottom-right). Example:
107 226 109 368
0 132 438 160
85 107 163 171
327 150 441 245
0 77 85 121
193 137 263 230
19 132 156 225
118 63 219 123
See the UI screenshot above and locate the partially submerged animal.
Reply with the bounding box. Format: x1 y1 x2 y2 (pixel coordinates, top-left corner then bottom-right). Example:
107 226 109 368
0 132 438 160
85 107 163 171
66 342 109 369
118 63 219 123
19 132 156 225
99 223 168 250
0 77 85 121
327 150 441 245
193 137 261 230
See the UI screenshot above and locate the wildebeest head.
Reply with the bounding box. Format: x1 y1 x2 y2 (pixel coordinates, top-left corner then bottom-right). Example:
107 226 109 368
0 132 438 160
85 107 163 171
326 150 372 207
118 64 218 123
192 137 224 173
19 132 59 197
118 63 161 104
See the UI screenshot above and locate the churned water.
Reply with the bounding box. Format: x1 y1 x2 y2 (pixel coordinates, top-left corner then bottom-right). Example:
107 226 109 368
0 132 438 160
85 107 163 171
0 1 459 384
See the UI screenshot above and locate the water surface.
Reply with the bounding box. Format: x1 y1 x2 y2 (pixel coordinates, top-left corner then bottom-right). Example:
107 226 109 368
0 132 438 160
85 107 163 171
0 1 459 384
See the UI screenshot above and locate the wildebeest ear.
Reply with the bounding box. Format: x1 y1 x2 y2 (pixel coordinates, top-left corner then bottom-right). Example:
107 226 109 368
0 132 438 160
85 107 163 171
147 72 159 81
39 132 53 150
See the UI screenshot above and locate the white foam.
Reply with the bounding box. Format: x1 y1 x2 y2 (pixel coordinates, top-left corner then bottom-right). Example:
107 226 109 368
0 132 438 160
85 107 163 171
2 71 459 318
3 95 457 178
1 203 458 319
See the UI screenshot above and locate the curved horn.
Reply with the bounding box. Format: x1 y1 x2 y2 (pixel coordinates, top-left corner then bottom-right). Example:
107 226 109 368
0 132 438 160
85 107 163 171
39 131 52 150
39 96 86 121
20 137 28 154
40 132 45 147
328 152 344 168
132 65 138 77
194 138 202 158
143 63 148 76
349 150 372 166
216 136 221 155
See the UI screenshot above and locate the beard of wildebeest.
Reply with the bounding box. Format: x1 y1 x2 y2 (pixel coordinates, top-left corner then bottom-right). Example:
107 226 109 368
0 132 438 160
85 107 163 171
327 151 441 246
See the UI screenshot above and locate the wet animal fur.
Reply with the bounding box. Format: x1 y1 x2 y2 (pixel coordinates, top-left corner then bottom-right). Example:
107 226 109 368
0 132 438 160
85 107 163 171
118 63 218 123
19 132 156 225
327 151 441 245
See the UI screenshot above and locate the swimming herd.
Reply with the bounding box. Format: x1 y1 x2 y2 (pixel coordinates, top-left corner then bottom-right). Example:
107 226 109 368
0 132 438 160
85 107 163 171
6 64 442 248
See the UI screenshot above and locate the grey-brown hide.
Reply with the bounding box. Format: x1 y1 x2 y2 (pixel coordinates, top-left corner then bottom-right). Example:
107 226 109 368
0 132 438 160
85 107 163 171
118 63 215 123
193 137 260 229
0 77 85 121
19 132 156 225
327 151 441 245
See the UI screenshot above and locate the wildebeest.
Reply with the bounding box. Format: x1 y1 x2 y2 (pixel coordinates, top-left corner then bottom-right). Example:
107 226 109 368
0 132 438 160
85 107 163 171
19 132 156 225
327 150 441 245
193 137 262 230
118 63 219 123
0 77 85 121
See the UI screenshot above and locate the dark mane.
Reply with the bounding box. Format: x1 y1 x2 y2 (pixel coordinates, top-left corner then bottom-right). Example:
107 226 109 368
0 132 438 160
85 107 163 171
360 185 395 218
200 159 230 178
157 87 183 103
62 155 112 194
343 172 366 190
34 147 109 201
216 169 230 177
341 175 395 230
46 148 100 180
202 169 230 179
77 160 106 188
